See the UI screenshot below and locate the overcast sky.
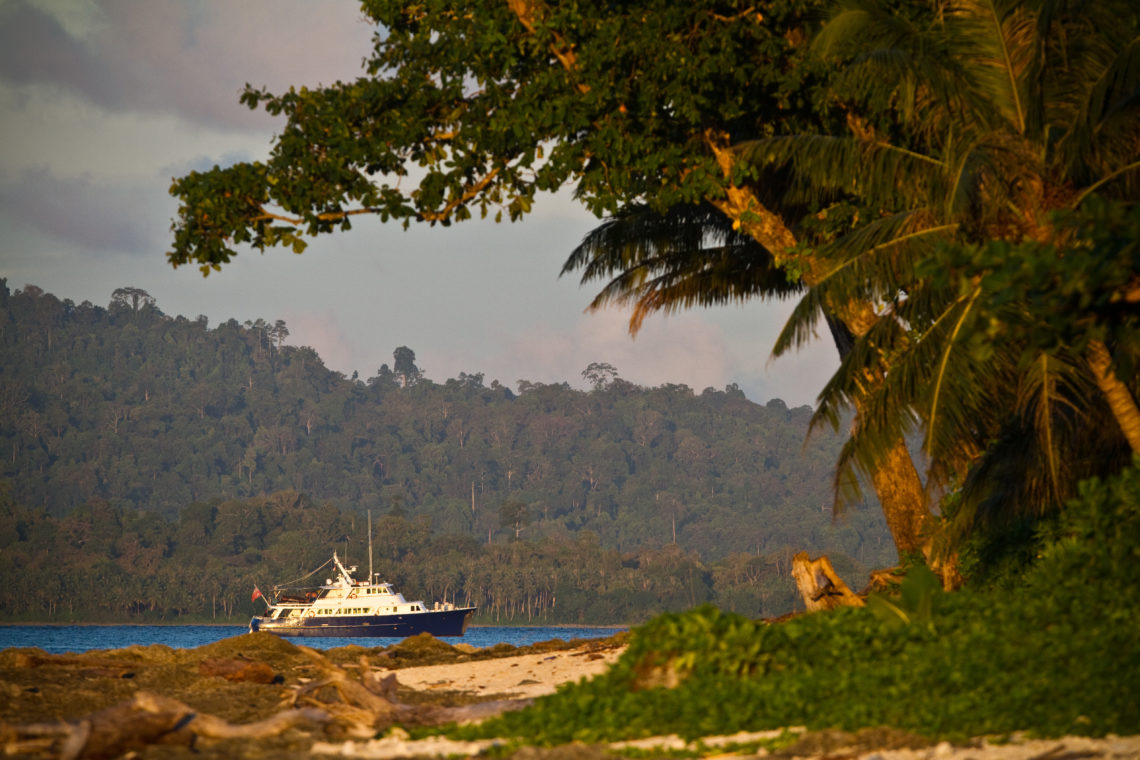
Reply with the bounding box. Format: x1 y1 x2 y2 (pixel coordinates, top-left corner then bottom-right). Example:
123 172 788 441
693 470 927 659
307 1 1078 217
0 0 838 406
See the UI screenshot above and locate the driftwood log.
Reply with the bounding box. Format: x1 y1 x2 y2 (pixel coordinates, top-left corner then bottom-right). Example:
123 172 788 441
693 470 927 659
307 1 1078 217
792 552 865 612
0 691 330 760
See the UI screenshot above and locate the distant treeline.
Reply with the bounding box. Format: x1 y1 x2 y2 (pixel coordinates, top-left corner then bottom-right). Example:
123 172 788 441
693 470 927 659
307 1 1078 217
0 490 861 624
0 282 894 623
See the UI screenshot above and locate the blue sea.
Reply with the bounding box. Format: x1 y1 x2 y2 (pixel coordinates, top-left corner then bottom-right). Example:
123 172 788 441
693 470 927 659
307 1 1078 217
0 625 626 655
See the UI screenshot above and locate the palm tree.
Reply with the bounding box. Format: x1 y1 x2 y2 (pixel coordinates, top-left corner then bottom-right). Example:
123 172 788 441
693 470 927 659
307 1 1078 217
743 0 1140 545
563 199 936 558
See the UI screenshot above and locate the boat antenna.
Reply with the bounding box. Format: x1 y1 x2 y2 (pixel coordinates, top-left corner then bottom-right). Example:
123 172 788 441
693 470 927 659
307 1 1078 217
368 509 374 584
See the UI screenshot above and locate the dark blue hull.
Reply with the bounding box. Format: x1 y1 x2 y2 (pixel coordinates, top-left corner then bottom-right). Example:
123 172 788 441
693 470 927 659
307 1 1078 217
250 606 476 638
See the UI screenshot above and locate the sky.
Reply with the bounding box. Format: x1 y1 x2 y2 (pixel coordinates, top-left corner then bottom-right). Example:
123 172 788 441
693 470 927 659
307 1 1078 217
0 0 839 406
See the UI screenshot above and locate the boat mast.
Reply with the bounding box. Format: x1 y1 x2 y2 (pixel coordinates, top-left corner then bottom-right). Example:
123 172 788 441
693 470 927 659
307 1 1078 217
368 509 374 584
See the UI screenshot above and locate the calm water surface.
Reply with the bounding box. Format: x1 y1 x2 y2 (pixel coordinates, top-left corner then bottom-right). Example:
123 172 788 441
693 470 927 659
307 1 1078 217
0 625 625 655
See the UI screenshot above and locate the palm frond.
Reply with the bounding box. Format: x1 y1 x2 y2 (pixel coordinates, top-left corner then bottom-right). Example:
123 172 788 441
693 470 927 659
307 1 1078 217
821 340 926 513
812 273 1012 500
925 284 983 455
623 245 803 332
815 0 977 127
813 212 959 301
563 203 717 279
564 203 802 334
951 0 1035 134
947 354 1132 545
1014 351 1090 506
739 134 946 213
808 302 913 446
1059 34 1140 192
771 286 828 357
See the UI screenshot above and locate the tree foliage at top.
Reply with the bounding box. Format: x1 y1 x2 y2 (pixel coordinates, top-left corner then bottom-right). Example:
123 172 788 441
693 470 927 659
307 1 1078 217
167 0 829 273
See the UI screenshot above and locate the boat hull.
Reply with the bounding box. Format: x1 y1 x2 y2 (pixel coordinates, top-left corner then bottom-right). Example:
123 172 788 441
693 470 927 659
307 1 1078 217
250 606 476 638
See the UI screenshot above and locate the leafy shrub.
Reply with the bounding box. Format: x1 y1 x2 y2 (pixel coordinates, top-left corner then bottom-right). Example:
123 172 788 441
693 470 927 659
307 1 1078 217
456 461 1140 744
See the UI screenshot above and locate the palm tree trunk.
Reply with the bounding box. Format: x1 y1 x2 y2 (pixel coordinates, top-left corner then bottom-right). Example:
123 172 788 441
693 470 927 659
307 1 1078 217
709 165 935 560
829 316 933 558
1087 339 1140 454
869 436 931 556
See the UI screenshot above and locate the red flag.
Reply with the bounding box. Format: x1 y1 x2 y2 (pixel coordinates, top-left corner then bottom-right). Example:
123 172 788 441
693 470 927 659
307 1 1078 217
251 586 263 603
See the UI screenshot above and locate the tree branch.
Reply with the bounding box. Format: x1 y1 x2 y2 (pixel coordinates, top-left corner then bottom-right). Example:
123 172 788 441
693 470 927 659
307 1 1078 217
703 130 798 263
248 205 385 226
505 0 590 94
419 168 502 222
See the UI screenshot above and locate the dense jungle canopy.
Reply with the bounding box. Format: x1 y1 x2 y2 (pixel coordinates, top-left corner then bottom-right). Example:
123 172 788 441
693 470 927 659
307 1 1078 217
0 281 891 623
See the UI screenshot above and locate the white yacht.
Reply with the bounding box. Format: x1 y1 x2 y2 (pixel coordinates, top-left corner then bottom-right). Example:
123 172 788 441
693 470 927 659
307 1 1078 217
249 551 476 638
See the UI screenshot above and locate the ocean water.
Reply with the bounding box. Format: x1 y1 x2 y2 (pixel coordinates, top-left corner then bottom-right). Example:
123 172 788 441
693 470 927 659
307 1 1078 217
0 624 626 655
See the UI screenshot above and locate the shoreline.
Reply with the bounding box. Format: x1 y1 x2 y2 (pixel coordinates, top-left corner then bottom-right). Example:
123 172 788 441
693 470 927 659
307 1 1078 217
0 621 631 629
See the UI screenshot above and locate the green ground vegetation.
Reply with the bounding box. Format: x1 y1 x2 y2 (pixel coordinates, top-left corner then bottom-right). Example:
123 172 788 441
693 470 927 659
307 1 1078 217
456 460 1140 743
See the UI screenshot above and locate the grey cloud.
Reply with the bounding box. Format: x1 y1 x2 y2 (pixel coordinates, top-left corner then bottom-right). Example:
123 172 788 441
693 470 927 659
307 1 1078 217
0 3 117 103
0 1 374 129
0 167 170 253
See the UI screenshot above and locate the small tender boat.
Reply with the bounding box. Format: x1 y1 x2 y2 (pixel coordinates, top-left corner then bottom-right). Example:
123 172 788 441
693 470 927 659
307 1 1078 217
249 551 476 638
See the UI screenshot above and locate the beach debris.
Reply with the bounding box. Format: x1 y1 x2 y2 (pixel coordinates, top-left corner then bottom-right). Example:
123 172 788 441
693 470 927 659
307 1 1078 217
0 632 628 757
0 690 329 759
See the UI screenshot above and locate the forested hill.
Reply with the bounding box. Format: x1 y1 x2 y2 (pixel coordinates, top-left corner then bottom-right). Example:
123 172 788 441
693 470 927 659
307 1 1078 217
0 281 892 567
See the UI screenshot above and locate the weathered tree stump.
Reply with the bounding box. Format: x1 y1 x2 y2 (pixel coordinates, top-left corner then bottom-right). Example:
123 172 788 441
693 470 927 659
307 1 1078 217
792 552 865 612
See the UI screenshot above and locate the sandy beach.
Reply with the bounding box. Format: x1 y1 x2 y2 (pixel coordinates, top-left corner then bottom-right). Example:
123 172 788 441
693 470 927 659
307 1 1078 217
380 644 625 699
